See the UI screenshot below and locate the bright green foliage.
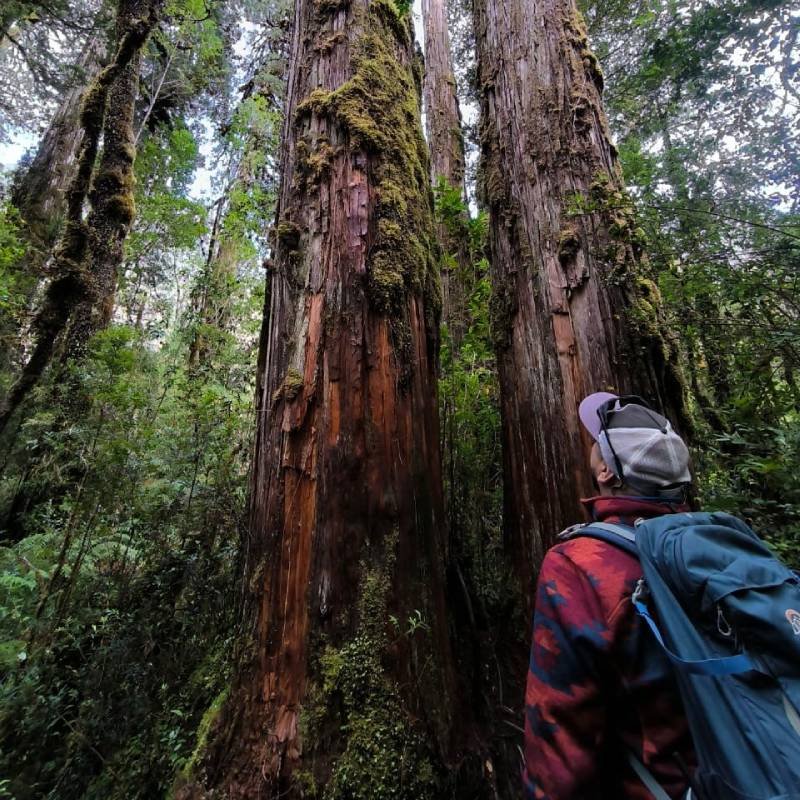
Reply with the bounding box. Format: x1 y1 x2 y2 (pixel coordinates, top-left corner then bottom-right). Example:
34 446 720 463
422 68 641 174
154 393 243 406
126 124 207 259
142 0 230 131
0 314 256 797
434 179 511 616
0 10 273 788
219 94 282 252
582 0 800 555
0 200 38 397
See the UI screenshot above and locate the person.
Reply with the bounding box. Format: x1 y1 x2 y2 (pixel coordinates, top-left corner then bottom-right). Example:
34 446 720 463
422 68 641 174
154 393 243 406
523 392 697 799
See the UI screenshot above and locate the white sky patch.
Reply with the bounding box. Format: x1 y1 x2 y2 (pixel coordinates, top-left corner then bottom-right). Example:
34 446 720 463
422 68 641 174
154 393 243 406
189 116 218 201
0 130 37 172
412 0 424 55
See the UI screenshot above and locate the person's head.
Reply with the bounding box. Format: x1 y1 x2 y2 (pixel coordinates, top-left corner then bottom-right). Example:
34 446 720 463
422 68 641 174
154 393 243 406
579 392 691 499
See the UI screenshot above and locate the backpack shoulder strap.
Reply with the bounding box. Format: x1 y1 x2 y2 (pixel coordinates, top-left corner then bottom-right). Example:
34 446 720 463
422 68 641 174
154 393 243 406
559 520 639 558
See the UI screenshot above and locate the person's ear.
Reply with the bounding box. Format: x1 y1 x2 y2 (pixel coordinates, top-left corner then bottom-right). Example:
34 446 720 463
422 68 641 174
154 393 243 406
596 459 620 489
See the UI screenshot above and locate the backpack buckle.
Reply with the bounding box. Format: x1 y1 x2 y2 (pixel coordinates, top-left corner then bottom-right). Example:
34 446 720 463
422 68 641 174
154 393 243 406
557 522 587 540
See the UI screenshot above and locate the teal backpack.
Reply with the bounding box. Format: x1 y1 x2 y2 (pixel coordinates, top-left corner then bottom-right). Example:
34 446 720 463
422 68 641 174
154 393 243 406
569 511 800 800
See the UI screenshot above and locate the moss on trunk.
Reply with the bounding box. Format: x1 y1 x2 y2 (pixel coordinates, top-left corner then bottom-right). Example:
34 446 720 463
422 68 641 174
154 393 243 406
0 0 163 438
175 1 464 797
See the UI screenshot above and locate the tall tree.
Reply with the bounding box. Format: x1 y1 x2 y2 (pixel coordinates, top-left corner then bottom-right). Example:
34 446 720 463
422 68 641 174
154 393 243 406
0 33 105 380
421 0 470 344
0 0 164 437
0 0 102 138
179 0 461 796
473 0 687 589
61 27 147 362
11 33 106 261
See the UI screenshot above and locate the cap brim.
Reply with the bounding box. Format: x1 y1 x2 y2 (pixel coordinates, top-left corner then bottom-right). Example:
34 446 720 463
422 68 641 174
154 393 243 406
579 392 618 441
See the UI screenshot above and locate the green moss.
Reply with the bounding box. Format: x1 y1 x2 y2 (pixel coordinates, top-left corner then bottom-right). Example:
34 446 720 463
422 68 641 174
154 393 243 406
558 226 581 264
296 139 337 186
106 192 136 226
315 30 347 54
90 165 137 226
586 170 642 268
295 89 335 122
276 220 302 250
371 0 410 40
315 0 350 15
625 276 665 338
582 50 604 93
80 75 110 132
564 8 604 92
411 46 424 95
169 687 229 796
273 367 304 403
295 3 438 379
299 551 439 800
120 140 137 165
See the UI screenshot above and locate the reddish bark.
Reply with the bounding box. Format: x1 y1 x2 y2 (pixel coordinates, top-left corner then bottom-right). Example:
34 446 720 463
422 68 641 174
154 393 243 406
422 0 463 189
186 0 462 795
473 0 687 594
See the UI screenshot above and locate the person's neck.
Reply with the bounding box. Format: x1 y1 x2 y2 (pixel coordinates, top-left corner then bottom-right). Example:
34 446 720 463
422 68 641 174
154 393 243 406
581 494 689 524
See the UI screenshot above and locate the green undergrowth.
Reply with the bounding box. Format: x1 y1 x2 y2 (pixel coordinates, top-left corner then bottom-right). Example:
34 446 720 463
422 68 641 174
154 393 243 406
0 314 256 798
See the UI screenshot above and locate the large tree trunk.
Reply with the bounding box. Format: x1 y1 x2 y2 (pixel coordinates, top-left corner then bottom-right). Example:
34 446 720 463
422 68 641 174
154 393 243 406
473 0 687 592
181 0 462 796
0 0 162 438
421 0 469 345
421 0 463 190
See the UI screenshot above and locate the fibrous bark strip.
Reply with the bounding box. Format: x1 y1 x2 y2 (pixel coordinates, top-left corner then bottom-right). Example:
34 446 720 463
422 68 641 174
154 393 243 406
421 0 470 344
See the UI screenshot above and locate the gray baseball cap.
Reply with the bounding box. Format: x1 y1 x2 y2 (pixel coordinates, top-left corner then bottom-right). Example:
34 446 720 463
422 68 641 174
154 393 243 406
579 392 691 492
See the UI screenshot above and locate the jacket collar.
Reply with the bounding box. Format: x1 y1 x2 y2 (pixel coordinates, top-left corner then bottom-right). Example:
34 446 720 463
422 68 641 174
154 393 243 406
581 495 689 525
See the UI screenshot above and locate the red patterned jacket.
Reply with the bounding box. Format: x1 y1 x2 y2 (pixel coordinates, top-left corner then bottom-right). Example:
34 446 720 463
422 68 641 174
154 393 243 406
523 496 696 799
